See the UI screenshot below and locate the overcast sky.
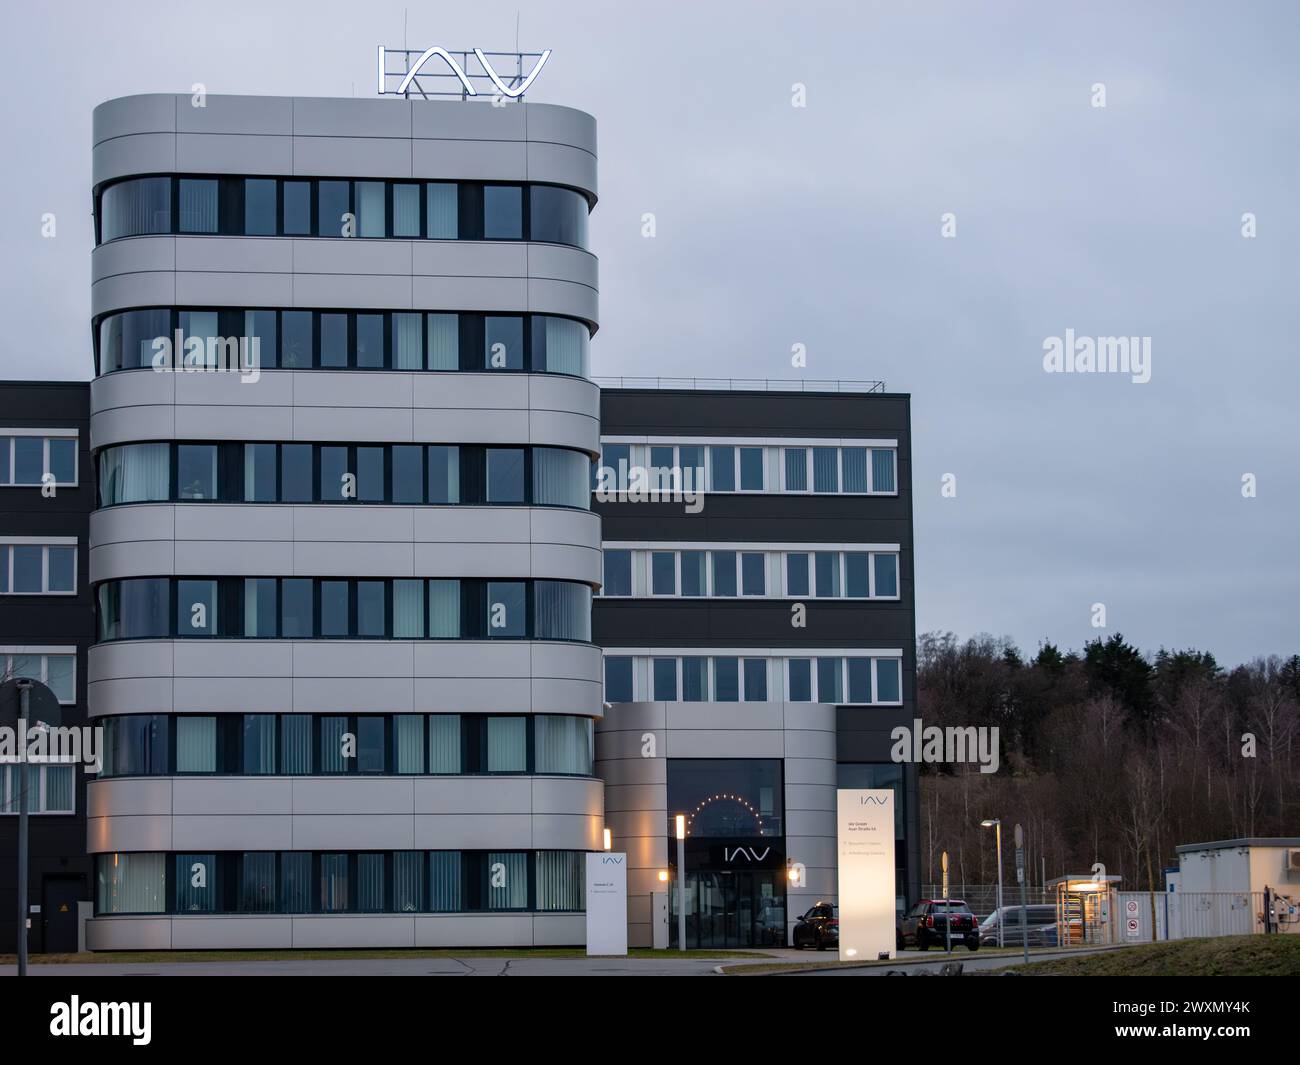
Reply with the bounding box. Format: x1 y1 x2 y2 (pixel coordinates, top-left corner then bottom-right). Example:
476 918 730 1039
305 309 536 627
2 0 1295 665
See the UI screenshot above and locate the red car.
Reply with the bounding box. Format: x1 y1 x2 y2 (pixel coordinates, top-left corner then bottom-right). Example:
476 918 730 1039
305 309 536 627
896 899 980 951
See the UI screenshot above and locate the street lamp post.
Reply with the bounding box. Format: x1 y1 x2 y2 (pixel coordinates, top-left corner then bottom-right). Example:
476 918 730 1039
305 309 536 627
16 681 31 978
674 814 687 952
981 818 1004 948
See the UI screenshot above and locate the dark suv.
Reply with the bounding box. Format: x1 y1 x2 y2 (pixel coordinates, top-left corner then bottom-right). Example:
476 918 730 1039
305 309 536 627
792 903 838 950
897 899 980 951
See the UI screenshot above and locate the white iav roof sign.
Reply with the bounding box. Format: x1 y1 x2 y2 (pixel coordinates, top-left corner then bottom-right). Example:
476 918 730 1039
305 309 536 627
377 47 550 99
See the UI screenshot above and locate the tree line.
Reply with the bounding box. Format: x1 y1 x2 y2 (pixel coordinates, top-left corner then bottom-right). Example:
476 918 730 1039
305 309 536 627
915 631 1300 893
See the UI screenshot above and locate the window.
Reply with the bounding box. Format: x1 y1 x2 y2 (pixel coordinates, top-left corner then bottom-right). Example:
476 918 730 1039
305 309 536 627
355 181 385 238
426 183 458 238
279 444 313 502
846 553 870 597
534 581 591 641
355 446 384 502
177 444 217 500
244 443 277 502
245 310 277 367
243 715 277 774
427 446 459 503
483 186 523 239
870 449 895 493
651 552 676 595
486 582 525 638
594 443 630 492
536 850 584 911
1 434 78 488
393 852 425 912
243 578 277 637
178 853 217 912
392 184 421 238
533 447 588 508
743 659 768 701
356 581 386 637
788 659 812 702
96 853 164 914
739 447 764 490
319 445 347 501
177 579 218 637
353 314 383 369
874 553 899 597
239 853 276 912
530 186 589 247
428 580 460 638
245 179 277 235
392 313 422 370
713 657 739 702
100 177 170 241
394 715 424 774
428 715 461 774
813 447 839 492
604 657 633 702
0 764 75 815
280 579 314 637
176 716 216 772
319 853 349 911
98 578 168 640
681 551 706 597
102 715 169 776
535 716 593 775
602 549 631 596
357 717 386 773
814 552 840 597
652 658 678 701
280 852 311 911
485 316 525 370
709 446 735 491
711 551 737 597
391 445 423 503
281 717 312 775
283 181 311 235
817 658 843 702
842 447 869 492
392 580 425 638
487 717 527 773
319 717 348 774
1 543 75 595
682 657 707 701
784 448 807 491
317 180 349 237
786 553 810 597
320 581 349 636
533 316 589 377
847 658 872 704
486 448 525 502
487 852 528 910
99 308 171 371
876 659 902 703
178 179 218 233
667 759 783 838
320 314 347 368
281 310 312 368
741 553 765 596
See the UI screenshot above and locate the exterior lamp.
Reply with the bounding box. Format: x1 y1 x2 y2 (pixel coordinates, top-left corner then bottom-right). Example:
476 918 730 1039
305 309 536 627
603 828 612 851
981 819 1004 948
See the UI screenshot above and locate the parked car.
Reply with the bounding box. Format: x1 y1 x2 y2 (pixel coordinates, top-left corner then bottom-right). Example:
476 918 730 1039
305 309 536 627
792 902 839 950
979 904 1058 947
897 899 980 951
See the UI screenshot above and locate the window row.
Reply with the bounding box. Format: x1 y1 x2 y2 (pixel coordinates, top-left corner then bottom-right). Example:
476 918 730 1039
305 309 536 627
97 176 590 248
96 578 592 643
97 308 590 377
602 654 903 705
0 764 76 815
0 543 77 595
95 849 587 916
98 442 590 510
0 651 76 704
601 548 899 599
593 443 897 495
98 713 594 778
0 434 78 486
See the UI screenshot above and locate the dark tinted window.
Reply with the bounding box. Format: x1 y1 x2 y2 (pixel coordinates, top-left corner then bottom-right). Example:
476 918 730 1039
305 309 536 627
317 180 349 237
100 177 171 241
245 179 277 235
283 181 311 235
483 185 523 238
529 186 588 247
281 311 313 368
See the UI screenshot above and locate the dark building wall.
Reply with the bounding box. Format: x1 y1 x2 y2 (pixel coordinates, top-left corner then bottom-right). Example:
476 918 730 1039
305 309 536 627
0 381 94 953
594 388 922 907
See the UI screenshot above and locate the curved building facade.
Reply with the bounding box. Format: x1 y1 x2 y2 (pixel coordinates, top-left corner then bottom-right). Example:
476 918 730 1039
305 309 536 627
84 93 603 949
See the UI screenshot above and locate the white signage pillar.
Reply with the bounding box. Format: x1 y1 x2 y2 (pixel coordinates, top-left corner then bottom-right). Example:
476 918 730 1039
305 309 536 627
836 789 896 961
585 852 628 956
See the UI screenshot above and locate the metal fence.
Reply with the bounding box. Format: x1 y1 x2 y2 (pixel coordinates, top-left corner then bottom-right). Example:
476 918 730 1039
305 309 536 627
922 885 1300 941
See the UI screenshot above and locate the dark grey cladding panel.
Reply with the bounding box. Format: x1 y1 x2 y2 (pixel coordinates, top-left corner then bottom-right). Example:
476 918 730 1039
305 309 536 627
593 598 913 647
594 498 913 542
598 390 911 439
836 705 916 761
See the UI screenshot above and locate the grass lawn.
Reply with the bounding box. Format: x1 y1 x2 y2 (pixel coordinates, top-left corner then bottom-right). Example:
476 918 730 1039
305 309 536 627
989 935 1300 977
0 947 772 965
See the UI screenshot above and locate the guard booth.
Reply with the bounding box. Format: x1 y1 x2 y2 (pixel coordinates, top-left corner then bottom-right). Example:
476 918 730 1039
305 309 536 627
1046 874 1122 945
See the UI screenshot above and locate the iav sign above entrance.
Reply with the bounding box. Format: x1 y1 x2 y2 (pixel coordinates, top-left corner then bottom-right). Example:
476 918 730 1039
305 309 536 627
377 46 550 99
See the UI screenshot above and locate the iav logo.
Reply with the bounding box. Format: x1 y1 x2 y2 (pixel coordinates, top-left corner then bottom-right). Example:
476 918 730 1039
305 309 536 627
600 855 625 865
723 847 771 863
859 795 890 805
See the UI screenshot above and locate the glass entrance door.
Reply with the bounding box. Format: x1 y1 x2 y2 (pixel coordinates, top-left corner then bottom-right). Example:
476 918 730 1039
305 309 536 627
672 870 786 949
